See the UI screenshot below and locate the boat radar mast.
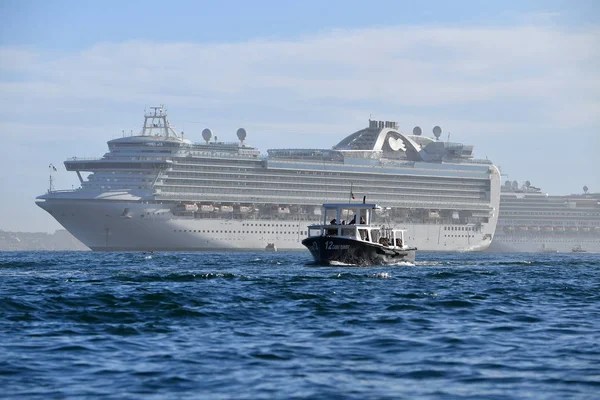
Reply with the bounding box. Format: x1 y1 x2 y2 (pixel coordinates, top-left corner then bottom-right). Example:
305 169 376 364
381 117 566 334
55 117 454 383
141 105 182 139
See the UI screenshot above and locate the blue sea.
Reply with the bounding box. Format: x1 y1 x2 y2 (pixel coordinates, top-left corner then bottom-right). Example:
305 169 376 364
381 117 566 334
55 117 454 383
1 251 599 399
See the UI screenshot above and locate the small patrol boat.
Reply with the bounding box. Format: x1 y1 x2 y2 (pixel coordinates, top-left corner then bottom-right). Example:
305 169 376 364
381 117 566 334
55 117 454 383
265 243 278 252
302 203 417 265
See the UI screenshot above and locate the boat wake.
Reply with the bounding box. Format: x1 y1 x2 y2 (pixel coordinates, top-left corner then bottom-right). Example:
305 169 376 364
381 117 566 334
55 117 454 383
316 260 414 267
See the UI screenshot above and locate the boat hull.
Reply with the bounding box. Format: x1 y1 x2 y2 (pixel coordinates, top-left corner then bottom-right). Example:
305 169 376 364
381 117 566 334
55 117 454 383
302 236 416 266
36 198 494 252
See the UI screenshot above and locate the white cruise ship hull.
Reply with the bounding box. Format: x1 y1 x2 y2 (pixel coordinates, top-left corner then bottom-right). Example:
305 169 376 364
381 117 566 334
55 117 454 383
488 234 600 253
37 199 495 252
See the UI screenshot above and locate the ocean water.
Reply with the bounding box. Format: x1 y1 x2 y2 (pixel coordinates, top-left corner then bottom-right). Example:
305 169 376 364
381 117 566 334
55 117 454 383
1 251 599 399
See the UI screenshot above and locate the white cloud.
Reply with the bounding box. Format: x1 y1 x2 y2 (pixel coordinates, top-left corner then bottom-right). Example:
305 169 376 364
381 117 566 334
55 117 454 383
2 24 598 109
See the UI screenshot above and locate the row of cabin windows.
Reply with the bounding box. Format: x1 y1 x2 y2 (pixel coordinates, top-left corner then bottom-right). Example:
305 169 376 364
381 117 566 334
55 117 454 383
502 211 600 217
167 169 486 184
444 226 480 232
163 180 484 198
501 220 600 226
159 188 487 204
242 223 297 227
174 229 305 235
444 235 476 238
168 168 487 186
173 164 487 179
499 239 597 243
166 172 487 190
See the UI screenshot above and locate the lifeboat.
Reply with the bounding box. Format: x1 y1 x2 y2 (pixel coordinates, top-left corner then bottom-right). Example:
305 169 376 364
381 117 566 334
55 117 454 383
183 203 198 212
239 205 253 213
428 211 440 219
313 208 322 216
581 227 591 232
173 203 198 212
544 226 554 232
278 207 290 214
530 226 541 232
220 205 234 213
200 204 214 213
570 227 579 232
519 226 529 231
555 226 566 233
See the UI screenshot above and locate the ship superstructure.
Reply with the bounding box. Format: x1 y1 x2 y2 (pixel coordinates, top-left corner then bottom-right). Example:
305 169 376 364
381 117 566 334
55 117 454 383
36 107 501 251
489 181 600 253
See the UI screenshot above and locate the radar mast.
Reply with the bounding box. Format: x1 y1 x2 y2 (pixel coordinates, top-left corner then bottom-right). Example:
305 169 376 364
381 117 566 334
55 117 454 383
141 105 182 139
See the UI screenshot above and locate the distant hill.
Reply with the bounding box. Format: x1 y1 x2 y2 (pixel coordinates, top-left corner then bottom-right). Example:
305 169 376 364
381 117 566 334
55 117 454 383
0 229 89 251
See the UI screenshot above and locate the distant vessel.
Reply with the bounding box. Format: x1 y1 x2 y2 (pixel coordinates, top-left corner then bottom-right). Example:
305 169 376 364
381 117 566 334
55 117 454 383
265 243 278 252
36 106 501 251
489 181 600 253
571 245 587 253
540 244 558 253
302 203 417 265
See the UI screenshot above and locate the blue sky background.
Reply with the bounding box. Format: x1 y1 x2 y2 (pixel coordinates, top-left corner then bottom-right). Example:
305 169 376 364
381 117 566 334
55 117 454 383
1 0 599 232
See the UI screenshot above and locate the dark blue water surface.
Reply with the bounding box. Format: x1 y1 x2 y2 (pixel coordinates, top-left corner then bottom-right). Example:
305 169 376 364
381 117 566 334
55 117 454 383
1 251 599 399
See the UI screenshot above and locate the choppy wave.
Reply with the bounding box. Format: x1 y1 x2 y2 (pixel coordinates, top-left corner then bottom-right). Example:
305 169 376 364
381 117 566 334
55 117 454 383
0 250 599 398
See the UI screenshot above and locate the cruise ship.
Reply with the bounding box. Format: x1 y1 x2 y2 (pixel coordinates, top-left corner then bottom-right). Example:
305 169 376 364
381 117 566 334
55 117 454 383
36 106 501 251
489 181 600 253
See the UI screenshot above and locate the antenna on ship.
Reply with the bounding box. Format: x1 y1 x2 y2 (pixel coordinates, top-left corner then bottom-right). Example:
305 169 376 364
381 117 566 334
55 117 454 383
48 164 57 193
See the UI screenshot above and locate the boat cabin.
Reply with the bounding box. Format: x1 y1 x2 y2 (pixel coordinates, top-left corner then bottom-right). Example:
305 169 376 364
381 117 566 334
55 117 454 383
307 203 407 248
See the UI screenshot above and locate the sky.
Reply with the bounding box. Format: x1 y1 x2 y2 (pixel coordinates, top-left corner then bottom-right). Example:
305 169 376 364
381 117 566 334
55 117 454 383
0 0 599 233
